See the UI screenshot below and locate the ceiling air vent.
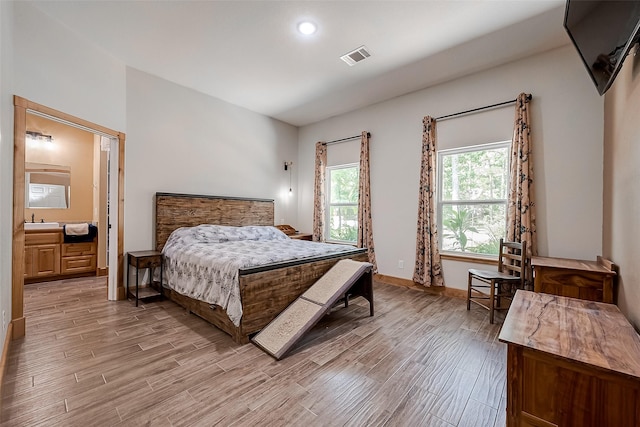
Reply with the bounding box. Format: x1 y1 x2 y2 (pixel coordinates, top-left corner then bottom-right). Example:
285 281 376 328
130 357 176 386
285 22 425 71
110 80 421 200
340 45 371 66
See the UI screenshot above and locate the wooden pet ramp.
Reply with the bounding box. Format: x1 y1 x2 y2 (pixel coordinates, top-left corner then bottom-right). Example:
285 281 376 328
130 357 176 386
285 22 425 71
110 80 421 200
252 259 374 360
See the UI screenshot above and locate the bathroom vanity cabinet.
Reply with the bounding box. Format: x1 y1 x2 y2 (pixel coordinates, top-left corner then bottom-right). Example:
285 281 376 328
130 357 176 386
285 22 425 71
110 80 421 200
24 231 61 279
24 228 97 282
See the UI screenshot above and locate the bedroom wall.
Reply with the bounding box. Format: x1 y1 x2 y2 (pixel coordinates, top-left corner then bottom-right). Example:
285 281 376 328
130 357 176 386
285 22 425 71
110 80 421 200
603 46 640 329
125 68 299 252
11 2 126 131
0 0 15 345
298 45 605 291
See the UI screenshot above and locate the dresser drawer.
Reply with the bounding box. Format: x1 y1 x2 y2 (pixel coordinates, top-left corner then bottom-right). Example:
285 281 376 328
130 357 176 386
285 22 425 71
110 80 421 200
61 255 96 274
132 255 162 269
25 231 62 245
62 241 96 257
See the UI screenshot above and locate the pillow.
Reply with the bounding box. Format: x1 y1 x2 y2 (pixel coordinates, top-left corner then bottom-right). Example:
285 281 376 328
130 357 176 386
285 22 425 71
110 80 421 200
240 225 288 241
192 224 242 243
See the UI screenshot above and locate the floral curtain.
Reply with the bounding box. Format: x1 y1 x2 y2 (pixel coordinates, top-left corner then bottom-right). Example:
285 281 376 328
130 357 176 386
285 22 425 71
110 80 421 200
312 141 327 242
507 93 536 287
507 93 537 258
357 131 378 272
413 116 444 287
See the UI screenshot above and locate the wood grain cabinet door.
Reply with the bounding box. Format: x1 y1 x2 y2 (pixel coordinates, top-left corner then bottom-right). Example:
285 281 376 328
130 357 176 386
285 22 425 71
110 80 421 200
32 244 61 277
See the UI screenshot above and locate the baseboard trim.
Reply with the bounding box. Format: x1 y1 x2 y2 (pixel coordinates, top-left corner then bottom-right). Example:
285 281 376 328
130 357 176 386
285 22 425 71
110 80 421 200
25 271 97 284
97 267 109 277
374 273 467 300
11 317 25 339
0 322 14 406
374 274 416 289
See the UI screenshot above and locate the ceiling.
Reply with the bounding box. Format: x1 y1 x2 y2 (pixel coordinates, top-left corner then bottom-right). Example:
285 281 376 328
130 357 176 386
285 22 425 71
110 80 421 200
30 1 569 127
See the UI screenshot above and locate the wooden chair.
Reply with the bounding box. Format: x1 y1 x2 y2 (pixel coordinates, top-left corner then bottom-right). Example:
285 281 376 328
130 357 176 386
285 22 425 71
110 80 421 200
467 239 527 324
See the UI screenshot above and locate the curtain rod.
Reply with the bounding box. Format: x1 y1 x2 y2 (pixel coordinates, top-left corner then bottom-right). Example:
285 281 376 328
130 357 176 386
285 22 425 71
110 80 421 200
435 94 532 121
323 132 371 146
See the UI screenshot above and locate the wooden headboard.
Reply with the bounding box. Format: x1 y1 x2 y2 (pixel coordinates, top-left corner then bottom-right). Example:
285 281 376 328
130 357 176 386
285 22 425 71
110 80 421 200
155 192 275 252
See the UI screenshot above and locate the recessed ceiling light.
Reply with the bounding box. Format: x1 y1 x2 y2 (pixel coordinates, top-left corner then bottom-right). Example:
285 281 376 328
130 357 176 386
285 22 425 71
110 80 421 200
298 21 317 35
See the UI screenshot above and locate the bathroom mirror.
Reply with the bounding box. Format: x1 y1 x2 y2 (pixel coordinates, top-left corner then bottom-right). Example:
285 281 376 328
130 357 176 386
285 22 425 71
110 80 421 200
25 162 71 209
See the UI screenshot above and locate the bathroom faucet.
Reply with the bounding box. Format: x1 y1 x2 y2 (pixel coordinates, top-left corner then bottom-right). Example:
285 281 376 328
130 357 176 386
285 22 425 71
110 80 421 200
31 213 35 223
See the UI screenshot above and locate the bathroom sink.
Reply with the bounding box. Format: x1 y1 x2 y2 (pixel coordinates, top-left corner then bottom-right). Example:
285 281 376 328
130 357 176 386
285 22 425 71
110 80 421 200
24 222 60 230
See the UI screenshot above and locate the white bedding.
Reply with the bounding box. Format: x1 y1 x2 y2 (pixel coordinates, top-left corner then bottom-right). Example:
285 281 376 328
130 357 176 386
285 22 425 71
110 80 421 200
161 224 357 326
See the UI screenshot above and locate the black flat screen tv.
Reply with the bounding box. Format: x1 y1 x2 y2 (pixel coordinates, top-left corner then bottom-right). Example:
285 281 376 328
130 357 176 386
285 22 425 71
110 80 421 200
564 0 640 95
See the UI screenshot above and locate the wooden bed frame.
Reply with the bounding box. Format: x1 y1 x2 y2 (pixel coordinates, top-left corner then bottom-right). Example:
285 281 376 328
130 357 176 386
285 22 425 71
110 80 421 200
155 192 368 344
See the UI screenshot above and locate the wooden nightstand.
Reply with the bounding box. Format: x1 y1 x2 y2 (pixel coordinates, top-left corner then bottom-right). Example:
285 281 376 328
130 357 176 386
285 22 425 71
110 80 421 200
127 250 163 306
275 224 312 241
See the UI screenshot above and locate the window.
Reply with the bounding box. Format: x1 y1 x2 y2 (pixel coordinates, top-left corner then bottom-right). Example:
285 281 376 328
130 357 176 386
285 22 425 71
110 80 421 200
437 141 510 256
326 164 359 243
28 183 68 208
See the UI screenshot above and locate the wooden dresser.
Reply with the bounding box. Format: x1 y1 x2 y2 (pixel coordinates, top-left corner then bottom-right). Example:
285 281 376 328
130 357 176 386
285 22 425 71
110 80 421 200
531 256 616 303
499 290 640 427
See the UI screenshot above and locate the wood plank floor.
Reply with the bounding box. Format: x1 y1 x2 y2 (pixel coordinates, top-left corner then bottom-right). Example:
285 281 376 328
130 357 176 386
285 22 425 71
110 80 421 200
1 276 507 426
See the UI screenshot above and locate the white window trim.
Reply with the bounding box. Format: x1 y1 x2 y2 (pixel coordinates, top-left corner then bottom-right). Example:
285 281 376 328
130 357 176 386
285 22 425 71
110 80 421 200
326 163 359 244
437 140 511 257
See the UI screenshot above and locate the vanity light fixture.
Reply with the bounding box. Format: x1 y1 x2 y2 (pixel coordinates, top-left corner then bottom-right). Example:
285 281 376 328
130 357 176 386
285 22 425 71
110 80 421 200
297 21 317 35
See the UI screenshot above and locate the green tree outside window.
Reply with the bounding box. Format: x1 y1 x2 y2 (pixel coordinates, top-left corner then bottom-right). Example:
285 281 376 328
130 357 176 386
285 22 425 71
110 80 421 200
327 165 359 243
438 142 510 255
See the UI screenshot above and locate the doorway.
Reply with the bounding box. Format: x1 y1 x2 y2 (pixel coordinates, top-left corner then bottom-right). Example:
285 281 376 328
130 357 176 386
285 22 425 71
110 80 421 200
12 96 126 339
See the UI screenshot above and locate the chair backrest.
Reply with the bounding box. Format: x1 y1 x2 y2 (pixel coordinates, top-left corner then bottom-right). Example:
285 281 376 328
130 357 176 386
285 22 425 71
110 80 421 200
497 239 528 287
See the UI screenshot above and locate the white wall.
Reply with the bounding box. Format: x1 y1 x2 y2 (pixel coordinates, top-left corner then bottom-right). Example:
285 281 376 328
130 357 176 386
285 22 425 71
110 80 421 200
603 49 640 328
12 2 126 131
0 0 15 343
298 45 604 290
125 68 299 252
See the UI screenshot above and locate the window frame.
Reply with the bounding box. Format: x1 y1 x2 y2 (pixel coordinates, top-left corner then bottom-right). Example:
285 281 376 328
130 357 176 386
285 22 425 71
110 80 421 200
436 140 511 258
325 163 360 244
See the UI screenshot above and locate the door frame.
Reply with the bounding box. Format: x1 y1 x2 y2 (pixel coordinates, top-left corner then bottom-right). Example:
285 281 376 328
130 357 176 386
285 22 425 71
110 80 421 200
12 96 126 339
